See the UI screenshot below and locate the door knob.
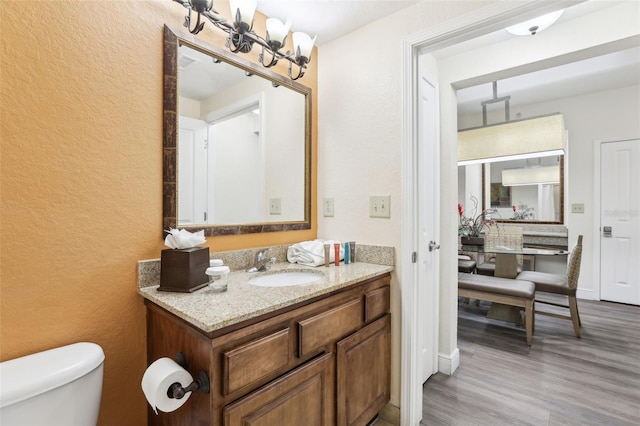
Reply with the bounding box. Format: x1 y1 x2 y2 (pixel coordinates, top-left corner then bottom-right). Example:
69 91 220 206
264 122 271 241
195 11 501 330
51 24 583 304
429 241 440 252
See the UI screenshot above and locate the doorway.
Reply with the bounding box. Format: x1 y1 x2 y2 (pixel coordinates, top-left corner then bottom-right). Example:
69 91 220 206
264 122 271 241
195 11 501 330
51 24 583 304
401 1 637 425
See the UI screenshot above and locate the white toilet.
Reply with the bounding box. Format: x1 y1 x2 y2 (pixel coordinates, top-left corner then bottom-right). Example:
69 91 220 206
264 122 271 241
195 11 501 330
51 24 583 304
0 342 104 425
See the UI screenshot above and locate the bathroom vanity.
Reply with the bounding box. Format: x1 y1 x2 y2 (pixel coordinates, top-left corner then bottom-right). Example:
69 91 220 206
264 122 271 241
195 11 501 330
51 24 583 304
140 263 392 426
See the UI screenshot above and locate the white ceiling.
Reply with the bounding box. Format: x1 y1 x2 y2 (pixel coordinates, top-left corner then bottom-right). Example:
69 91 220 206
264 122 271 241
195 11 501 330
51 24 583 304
428 1 640 117
453 46 640 117
256 0 417 46
180 1 640 112
255 0 640 115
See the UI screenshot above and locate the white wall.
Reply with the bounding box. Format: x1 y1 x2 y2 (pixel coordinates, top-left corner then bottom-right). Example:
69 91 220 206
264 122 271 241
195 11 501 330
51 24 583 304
262 84 306 222
318 0 639 409
204 77 307 222
317 0 499 408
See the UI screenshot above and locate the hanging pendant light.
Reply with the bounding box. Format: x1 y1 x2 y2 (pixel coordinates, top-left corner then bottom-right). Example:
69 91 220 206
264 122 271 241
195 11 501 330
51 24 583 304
457 81 566 165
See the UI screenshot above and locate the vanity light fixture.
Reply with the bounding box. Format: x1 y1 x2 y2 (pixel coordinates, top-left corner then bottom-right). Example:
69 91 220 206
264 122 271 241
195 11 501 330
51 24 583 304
171 0 316 80
506 9 564 36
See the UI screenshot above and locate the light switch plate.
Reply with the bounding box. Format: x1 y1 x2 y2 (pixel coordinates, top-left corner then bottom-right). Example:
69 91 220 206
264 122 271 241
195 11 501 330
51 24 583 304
370 195 391 218
571 203 585 214
269 198 281 215
323 197 334 217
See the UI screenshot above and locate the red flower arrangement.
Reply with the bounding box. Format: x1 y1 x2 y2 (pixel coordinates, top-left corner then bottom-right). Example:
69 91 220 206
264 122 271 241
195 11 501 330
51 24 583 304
458 196 497 237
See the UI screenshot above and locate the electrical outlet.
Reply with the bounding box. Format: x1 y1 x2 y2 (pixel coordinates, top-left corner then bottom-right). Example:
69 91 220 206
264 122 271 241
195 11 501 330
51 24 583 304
571 203 585 214
269 198 281 215
323 197 334 217
370 195 391 218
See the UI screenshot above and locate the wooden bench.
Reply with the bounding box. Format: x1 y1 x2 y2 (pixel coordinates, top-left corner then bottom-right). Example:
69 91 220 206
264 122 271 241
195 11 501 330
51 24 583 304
458 272 535 345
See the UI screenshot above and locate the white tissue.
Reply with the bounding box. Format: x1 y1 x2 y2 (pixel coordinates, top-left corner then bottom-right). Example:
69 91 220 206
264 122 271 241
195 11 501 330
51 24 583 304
164 228 206 249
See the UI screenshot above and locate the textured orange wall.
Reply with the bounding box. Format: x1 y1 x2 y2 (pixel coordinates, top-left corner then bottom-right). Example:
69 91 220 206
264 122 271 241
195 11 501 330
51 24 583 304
0 1 317 424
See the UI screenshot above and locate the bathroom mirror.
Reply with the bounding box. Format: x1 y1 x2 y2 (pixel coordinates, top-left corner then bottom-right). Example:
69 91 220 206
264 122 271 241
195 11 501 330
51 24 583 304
481 155 564 224
163 26 312 236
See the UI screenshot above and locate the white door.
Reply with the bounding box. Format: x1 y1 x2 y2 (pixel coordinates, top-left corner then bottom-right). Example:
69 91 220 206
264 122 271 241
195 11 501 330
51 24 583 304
417 74 439 383
211 113 262 224
600 139 640 305
178 117 208 225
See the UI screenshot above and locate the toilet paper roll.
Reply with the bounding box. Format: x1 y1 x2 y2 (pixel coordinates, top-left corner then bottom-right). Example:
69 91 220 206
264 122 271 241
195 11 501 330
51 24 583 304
141 357 193 414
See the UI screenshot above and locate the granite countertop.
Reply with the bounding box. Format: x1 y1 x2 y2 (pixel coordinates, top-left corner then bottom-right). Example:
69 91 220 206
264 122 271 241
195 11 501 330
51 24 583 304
138 261 394 334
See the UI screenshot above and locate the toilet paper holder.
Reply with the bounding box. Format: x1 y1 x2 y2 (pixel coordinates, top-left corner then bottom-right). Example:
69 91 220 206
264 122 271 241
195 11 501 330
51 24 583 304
167 352 210 399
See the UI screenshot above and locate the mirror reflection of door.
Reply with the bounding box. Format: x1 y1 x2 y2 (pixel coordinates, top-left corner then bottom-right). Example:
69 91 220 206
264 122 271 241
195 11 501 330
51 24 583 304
211 107 263 224
178 117 208 225
178 107 264 226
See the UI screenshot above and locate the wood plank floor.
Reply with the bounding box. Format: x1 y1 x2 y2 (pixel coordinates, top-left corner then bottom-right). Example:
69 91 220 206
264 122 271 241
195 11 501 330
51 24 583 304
422 298 640 425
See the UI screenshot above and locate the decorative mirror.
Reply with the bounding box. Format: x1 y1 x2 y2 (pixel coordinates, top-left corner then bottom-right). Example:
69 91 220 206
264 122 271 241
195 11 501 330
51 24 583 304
163 25 312 236
481 155 564 224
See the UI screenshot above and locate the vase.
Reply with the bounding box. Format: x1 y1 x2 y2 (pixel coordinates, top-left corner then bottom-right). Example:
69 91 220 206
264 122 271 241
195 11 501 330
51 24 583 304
461 236 485 246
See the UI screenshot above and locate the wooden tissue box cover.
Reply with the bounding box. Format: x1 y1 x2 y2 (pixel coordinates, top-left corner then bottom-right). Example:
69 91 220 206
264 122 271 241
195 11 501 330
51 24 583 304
159 247 210 292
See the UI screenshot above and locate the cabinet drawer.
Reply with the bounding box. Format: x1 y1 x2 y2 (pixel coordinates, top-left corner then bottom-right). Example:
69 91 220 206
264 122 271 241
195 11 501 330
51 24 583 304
223 328 291 395
364 286 390 322
298 299 363 357
223 353 334 426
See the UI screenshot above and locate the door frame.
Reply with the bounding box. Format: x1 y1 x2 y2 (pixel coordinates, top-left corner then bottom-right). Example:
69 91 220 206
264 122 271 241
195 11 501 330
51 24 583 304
400 1 567 424
592 139 604 301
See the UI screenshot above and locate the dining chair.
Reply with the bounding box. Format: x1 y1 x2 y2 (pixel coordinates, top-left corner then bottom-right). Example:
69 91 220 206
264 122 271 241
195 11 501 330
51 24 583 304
458 235 478 273
476 226 524 278
458 254 477 273
516 235 583 338
458 237 477 304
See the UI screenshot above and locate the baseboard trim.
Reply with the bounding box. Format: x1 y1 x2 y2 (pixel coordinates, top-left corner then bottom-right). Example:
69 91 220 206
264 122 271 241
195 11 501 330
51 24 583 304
577 288 598 300
438 348 460 375
379 402 400 425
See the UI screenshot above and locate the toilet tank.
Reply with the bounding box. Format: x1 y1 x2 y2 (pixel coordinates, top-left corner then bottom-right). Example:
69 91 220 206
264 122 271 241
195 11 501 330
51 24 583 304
0 342 105 426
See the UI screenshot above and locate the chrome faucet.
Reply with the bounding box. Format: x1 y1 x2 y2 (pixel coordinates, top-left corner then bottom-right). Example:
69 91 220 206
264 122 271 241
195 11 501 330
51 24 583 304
246 249 275 272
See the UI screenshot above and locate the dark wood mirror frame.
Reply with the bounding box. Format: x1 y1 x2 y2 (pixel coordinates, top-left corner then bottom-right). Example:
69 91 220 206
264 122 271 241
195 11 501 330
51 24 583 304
481 156 564 224
163 25 312 237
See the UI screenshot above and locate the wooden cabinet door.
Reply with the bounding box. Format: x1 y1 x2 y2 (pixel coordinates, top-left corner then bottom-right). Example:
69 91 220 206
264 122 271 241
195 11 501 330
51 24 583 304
336 314 391 426
223 353 334 426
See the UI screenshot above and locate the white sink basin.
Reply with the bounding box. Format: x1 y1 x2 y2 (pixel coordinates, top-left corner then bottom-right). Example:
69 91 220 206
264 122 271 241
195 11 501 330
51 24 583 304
248 271 324 287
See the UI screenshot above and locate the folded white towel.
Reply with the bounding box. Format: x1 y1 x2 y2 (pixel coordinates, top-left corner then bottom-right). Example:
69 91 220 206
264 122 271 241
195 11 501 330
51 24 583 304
287 239 344 267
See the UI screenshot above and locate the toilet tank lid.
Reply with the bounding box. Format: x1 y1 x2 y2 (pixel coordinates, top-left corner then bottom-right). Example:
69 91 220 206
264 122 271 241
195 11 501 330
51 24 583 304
0 342 104 407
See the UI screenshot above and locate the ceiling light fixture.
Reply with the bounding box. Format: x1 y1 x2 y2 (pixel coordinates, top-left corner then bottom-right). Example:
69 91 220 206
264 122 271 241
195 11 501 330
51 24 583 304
457 81 566 165
457 113 566 165
457 150 564 167
502 165 560 186
171 0 316 80
506 9 564 36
